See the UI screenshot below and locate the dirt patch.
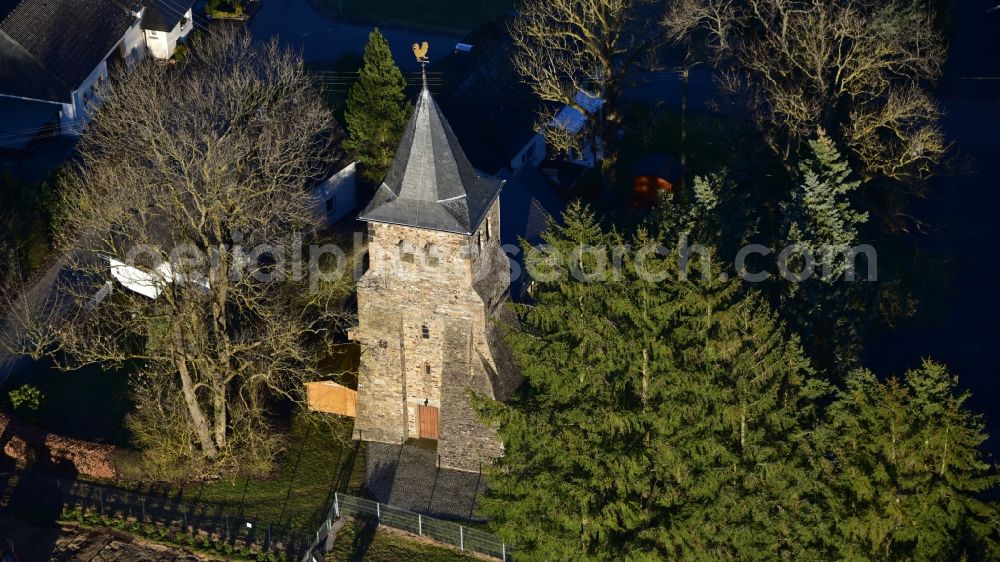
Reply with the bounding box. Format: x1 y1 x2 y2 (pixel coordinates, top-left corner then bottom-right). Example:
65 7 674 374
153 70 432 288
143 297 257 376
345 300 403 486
0 413 118 479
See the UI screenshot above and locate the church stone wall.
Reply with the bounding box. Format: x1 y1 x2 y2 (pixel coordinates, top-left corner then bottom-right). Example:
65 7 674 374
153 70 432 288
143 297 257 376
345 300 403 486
352 199 512 471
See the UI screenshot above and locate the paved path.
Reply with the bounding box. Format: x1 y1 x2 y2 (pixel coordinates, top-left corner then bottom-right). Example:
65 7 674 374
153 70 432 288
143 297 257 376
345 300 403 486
365 442 486 522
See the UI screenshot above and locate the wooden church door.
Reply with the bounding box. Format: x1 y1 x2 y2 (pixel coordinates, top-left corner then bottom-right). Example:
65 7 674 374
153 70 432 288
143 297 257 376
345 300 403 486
418 405 439 440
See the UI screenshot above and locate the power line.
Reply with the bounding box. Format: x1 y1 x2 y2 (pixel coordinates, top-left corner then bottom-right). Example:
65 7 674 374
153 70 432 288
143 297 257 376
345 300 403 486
148 0 212 34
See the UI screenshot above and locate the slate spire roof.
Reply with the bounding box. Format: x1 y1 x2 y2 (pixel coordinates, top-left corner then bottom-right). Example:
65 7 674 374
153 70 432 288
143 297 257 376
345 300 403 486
357 75 505 235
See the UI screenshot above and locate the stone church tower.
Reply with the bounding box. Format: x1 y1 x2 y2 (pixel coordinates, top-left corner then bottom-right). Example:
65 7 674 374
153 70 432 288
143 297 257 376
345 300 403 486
350 80 519 472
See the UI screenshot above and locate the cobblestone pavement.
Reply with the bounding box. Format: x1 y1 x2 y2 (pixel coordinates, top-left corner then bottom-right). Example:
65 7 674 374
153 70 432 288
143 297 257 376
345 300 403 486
0 515 217 562
365 441 487 522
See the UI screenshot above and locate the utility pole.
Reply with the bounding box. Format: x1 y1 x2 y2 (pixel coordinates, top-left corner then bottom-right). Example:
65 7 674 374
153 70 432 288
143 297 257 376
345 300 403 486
680 66 689 190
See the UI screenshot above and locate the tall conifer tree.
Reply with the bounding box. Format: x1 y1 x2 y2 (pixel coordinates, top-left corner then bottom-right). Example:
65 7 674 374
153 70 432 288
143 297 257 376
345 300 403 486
826 361 999 560
781 130 874 377
343 29 410 184
478 203 834 560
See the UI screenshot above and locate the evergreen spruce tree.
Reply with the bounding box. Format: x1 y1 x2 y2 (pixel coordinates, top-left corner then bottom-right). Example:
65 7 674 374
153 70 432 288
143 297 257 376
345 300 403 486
478 202 834 560
827 361 999 560
782 129 868 283
656 275 835 560
343 29 410 184
780 130 874 377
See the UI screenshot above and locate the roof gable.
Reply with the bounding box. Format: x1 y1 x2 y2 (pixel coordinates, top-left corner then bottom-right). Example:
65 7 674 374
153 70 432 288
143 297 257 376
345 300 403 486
142 0 193 33
0 0 136 99
0 30 70 102
552 90 605 135
358 84 505 235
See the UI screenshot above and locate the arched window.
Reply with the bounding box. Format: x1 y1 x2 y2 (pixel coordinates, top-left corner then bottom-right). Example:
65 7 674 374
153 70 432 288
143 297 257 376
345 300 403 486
421 324 430 339
485 218 492 240
398 239 415 264
477 232 483 254
424 363 432 375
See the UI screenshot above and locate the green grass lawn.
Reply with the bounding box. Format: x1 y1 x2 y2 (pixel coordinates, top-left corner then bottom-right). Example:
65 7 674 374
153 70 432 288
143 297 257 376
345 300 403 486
328 520 481 562
9 352 365 535
149 413 367 532
307 0 513 35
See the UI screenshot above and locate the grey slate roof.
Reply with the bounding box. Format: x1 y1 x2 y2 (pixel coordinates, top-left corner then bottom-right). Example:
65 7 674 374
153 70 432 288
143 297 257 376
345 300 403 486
358 84 505 235
433 22 554 175
0 0 136 103
498 164 566 299
141 0 193 33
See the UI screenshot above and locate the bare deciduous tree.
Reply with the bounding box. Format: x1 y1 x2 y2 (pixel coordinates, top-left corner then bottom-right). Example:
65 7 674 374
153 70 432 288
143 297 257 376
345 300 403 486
510 0 666 201
4 30 354 475
666 0 947 181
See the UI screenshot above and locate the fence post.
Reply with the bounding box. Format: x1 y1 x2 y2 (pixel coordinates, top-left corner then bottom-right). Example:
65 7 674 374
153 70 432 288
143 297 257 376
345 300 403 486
418 514 422 536
334 492 340 518
460 525 464 551
502 543 506 562
376 502 380 520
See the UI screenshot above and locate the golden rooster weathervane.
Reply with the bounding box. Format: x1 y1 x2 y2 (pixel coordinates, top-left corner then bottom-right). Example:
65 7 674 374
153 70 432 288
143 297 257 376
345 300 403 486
412 41 430 64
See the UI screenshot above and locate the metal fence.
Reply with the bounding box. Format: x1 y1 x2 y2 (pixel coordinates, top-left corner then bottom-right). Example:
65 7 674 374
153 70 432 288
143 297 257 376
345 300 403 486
303 492 510 562
5 471 312 559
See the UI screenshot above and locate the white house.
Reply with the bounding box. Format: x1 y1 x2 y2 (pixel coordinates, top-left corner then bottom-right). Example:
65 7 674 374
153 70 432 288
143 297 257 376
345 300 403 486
141 0 196 61
314 162 360 225
509 132 547 173
501 90 605 180
0 0 147 138
550 90 606 168
0 0 194 146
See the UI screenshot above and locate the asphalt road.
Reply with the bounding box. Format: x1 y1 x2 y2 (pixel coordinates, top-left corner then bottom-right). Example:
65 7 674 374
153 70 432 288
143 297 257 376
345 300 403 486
247 0 461 68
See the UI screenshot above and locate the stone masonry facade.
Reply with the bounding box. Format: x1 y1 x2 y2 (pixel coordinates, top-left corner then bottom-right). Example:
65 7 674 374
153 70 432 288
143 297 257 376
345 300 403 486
351 200 514 472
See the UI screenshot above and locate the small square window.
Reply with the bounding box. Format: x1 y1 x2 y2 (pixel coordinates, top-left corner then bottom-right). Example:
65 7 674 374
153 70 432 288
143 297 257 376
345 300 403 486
424 363 432 375
427 256 440 267
421 325 430 339
401 252 415 264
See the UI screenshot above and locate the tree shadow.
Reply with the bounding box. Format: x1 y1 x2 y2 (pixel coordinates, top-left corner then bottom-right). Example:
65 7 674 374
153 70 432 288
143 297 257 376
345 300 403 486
346 519 378 562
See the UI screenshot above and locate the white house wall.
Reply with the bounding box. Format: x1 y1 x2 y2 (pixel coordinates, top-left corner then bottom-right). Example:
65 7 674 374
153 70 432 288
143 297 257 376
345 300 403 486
121 19 147 67
144 9 194 60
510 133 546 172
63 60 109 136
61 19 146 136
315 162 359 225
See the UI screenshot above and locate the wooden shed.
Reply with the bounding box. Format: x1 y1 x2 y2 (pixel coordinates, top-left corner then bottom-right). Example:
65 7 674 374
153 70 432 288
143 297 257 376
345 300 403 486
305 381 357 418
